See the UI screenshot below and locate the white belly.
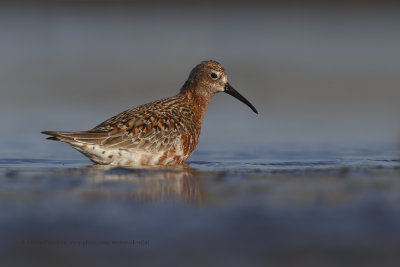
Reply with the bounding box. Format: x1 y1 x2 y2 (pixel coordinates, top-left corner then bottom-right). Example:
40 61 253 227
72 143 185 166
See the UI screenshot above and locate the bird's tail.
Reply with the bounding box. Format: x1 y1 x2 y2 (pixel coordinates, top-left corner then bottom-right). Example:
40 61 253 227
41 130 109 144
41 131 72 141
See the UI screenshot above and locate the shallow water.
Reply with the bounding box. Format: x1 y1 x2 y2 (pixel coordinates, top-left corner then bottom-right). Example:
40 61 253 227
1 145 400 267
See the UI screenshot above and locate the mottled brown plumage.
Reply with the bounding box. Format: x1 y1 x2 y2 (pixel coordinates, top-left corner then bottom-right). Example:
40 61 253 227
42 60 258 166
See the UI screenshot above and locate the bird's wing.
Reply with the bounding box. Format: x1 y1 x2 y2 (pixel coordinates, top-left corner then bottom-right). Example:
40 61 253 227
42 111 184 153
42 95 193 152
99 112 182 152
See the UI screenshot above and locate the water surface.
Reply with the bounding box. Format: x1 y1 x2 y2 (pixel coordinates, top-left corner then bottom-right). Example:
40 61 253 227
1 145 400 266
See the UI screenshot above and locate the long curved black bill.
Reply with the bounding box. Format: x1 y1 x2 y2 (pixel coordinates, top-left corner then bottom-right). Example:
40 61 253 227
224 83 258 114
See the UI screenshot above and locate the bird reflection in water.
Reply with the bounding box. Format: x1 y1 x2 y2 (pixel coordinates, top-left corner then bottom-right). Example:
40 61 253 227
80 164 202 203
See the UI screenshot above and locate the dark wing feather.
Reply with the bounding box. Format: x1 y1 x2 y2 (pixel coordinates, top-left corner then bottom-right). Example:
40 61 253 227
41 131 116 145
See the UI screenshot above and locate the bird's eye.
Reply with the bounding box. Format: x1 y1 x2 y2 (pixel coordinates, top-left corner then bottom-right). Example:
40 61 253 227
210 72 218 79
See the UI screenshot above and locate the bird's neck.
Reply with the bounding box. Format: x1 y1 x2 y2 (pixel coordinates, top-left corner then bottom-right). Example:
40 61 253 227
180 86 212 125
178 83 213 161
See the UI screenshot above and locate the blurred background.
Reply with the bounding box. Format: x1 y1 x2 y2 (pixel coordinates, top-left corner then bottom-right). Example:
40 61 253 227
1 0 400 159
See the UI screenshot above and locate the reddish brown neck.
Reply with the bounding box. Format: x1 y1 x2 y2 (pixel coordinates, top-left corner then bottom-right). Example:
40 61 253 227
180 85 212 128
